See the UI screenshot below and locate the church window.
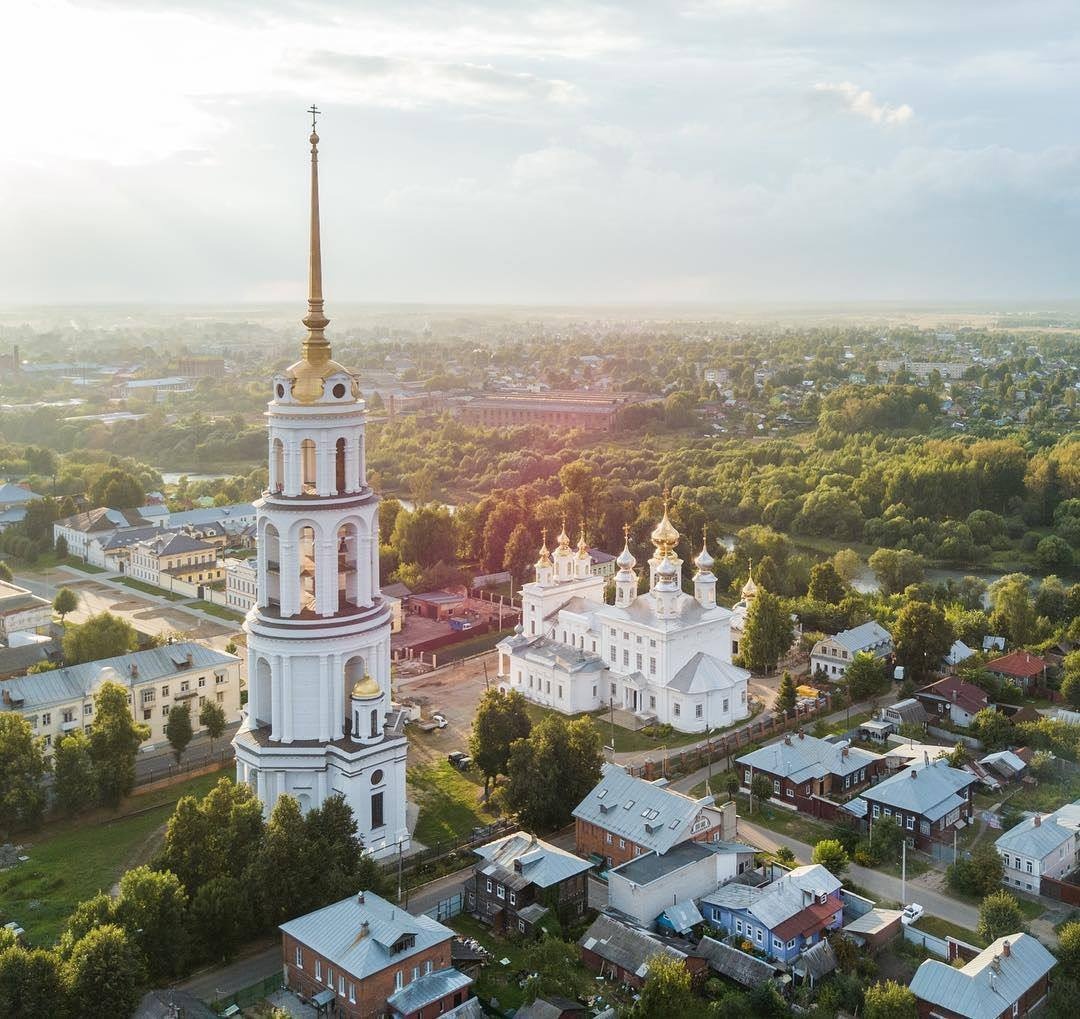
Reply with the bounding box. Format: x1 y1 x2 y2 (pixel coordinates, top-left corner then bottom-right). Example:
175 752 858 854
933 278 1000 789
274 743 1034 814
371 769 384 785
591 641 596 653
370 709 379 739
609 628 616 636
649 639 656 648
650 696 656 709
695 704 703 718
371 792 385 829
622 631 629 640
649 658 656 675
545 681 550 694
673 702 681 717
558 685 563 699
636 635 642 644
622 650 629 666
592 685 597 697
610 682 616 696
609 647 616 663
636 654 643 670
332 383 346 399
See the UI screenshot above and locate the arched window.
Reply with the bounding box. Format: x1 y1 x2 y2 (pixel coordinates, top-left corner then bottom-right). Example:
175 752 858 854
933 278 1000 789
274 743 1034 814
264 524 280 609
301 439 317 493
337 522 360 609
370 708 379 739
299 525 316 613
335 438 346 494
254 658 272 728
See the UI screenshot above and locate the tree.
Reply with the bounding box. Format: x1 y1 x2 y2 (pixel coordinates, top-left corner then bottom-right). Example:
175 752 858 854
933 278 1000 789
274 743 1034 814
977 890 1025 943
774 671 797 715
971 707 1013 751
988 574 1038 647
305 793 380 906
89 680 150 807
868 548 925 595
64 924 145 1019
629 953 697 1017
863 980 918 1019
948 843 1004 898
870 815 904 864
255 795 313 924
481 502 524 573
52 586 78 623
521 936 582 1005
55 534 69 559
1061 670 1080 710
0 561 11 582
505 715 603 832
502 523 536 587
811 838 849 877
189 875 248 963
62 611 137 666
1057 921 1080 978
114 866 188 980
0 713 48 835
725 774 740 799
750 772 773 808
776 846 795 866
53 730 96 817
845 651 888 702
833 548 861 583
1037 535 1073 570
808 561 846 604
0 945 66 1018
165 703 193 764
893 601 954 686
390 505 456 570
740 590 794 674
469 688 533 795
88 467 144 509
199 699 226 754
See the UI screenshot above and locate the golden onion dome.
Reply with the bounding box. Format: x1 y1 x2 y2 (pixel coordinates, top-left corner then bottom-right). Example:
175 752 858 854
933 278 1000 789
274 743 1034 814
576 530 590 559
742 568 759 600
285 354 351 403
350 673 382 699
650 508 680 548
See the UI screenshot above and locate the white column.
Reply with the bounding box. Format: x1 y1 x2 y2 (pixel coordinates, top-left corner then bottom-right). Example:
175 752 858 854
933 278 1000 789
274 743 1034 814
279 540 299 616
316 538 336 615
270 654 283 741
284 441 301 497
281 655 293 743
314 438 330 496
319 655 332 741
358 536 373 606
345 437 359 494
358 425 366 487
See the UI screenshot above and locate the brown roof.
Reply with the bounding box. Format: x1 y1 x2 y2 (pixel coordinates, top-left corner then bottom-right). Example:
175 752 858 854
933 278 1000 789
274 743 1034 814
772 897 842 941
916 675 988 717
986 651 1049 679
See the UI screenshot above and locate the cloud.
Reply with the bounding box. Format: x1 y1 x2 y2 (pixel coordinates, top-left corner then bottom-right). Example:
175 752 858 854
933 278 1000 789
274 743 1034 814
512 146 597 188
814 81 914 126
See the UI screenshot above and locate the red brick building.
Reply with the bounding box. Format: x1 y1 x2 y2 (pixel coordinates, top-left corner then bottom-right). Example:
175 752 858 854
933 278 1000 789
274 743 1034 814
280 891 475 1019
578 914 706 989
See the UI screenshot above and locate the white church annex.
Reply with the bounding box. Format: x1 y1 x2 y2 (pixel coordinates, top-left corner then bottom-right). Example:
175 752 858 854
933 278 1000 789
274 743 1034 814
233 117 409 859
497 501 751 734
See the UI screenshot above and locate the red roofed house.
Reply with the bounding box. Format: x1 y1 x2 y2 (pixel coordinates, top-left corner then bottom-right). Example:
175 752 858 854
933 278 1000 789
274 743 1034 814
985 652 1050 694
914 675 990 728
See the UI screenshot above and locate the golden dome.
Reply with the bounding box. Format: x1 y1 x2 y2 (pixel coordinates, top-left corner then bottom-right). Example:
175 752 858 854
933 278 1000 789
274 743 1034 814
286 354 350 403
350 673 382 699
742 562 759 600
576 529 590 559
650 509 680 549
556 517 571 550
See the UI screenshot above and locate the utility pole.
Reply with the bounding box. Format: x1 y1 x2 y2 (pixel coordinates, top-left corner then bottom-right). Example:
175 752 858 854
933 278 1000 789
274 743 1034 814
901 839 907 906
954 828 958 865
606 697 615 757
705 726 713 796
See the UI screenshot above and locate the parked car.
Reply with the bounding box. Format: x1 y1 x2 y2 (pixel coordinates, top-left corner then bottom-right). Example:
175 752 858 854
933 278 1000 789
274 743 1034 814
448 751 472 770
432 713 448 729
900 903 924 926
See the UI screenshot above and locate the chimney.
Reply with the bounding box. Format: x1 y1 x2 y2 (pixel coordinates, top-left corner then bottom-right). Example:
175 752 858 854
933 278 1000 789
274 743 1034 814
1 690 9 706
357 891 365 905
186 652 193 667
798 730 805 740
784 734 792 746
924 751 929 765
1002 940 1011 957
911 768 917 780
1034 815 1041 827
842 747 849 758
130 663 139 679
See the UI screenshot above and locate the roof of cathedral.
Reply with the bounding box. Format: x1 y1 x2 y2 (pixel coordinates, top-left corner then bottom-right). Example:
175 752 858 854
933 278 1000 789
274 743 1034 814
667 652 750 694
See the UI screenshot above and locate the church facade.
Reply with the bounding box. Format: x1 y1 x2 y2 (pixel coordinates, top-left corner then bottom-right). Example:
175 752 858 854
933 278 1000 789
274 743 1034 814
232 122 408 859
497 507 751 734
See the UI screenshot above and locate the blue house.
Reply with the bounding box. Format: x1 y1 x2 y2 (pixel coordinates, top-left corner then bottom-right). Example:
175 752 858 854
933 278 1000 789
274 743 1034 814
700 864 843 965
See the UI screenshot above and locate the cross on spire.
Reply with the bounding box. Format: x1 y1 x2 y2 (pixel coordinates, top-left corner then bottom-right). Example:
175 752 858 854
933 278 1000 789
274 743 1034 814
308 104 321 131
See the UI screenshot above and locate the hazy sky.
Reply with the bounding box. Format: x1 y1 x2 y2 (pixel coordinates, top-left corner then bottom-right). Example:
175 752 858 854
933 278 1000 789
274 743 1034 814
3 1 1080 306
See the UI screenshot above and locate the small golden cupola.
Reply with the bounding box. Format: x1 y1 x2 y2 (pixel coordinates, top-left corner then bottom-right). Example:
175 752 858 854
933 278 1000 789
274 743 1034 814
650 486 680 554
285 111 353 404
350 672 382 699
741 560 759 602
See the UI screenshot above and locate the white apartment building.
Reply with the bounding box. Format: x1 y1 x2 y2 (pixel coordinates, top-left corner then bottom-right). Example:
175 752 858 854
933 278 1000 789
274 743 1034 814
226 557 258 613
995 802 1080 894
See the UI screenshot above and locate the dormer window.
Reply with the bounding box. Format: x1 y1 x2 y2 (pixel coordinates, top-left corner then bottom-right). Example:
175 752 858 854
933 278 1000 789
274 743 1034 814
623 800 635 810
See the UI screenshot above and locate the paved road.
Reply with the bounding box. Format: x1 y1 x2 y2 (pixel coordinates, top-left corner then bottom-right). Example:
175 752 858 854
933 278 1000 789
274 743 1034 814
734 817 981 928
134 722 241 782
178 941 281 1001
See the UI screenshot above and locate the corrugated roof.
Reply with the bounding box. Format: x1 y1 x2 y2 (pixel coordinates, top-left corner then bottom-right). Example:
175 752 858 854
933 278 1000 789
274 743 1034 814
827 621 892 654
386 967 472 1016
280 891 453 981
660 900 703 934
473 831 591 889
694 936 778 987
794 938 837 980
0 641 237 709
578 914 685 978
909 934 1055 1018
995 800 1080 858
842 907 903 937
572 763 713 855
862 758 975 817
737 732 882 784
703 865 841 935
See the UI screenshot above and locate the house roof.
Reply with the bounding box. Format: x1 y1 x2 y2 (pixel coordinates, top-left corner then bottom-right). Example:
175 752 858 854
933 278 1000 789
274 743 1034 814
693 936 779 987
883 698 929 724
579 914 686 979
736 732 882 784
667 651 750 694
824 621 892 655
382 582 412 599
995 801 1080 859
473 831 591 889
793 938 837 980
916 675 988 717
386 968 472 1017
609 840 715 886
909 934 1056 1018
862 758 976 820
979 750 1027 778
944 640 975 666
703 865 841 935
138 531 215 556
572 763 714 855
985 651 1049 679
983 635 1006 652
660 900 703 934
280 891 454 982
514 997 588 1019
0 642 237 710
842 908 903 938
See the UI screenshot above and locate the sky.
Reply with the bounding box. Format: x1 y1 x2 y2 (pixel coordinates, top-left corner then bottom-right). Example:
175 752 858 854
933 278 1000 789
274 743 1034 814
2 0 1080 306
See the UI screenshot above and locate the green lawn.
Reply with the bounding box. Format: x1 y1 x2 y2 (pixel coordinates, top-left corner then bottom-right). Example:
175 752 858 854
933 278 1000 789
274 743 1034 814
915 914 987 948
64 558 107 574
408 760 500 847
1006 777 1080 814
449 915 532 1011
115 575 186 600
431 628 515 666
0 770 228 947
187 599 246 623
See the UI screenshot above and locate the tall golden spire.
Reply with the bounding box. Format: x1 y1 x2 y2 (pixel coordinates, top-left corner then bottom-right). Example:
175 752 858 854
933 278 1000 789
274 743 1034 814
302 104 331 365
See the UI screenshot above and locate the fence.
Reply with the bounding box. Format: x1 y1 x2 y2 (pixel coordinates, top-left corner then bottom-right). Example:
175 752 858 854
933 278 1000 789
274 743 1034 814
425 892 464 922
1041 874 1080 907
209 972 282 1014
903 926 950 958
377 818 518 886
927 725 982 750
134 748 234 790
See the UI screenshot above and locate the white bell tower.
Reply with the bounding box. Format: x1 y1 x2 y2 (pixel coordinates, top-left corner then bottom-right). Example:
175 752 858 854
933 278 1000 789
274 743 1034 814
233 113 408 859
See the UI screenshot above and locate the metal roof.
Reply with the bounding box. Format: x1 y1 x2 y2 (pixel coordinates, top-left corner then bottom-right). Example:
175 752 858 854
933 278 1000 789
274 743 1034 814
702 865 841 934
862 758 975 817
572 763 714 855
842 907 903 937
995 800 1080 859
825 621 892 654
693 936 778 987
660 900 703 934
473 831 591 889
280 891 454 982
737 732 882 784
794 938 837 980
909 934 1055 1018
609 840 715 886
0 641 237 710
386 967 472 1016
579 914 686 978
667 652 750 694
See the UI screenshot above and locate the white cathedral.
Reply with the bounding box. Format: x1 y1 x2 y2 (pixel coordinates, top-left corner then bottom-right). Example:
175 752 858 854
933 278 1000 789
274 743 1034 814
496 504 751 734
232 121 409 859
